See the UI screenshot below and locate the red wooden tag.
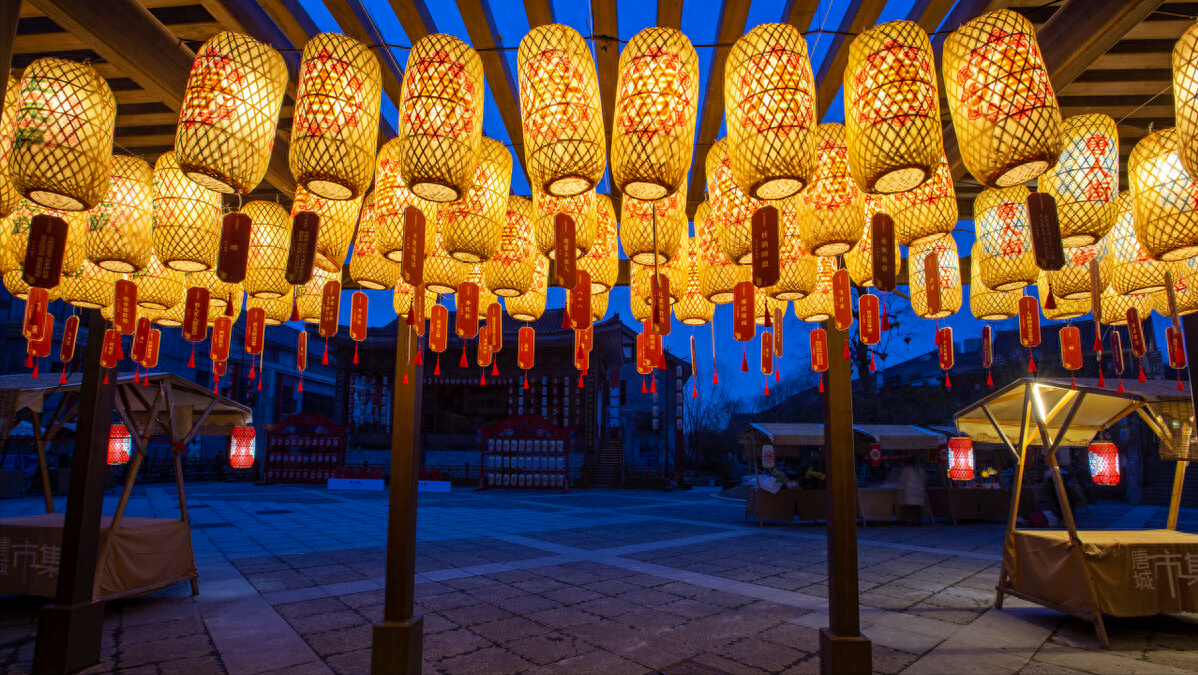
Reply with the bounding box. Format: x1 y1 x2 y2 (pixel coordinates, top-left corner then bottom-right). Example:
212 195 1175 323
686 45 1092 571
924 250 941 316
859 294 880 345
578 324 593 352
142 329 160 369
636 331 652 375
871 213 896 292
297 331 308 372
60 314 78 363
487 302 502 352
22 215 68 289
429 304 448 353
183 287 210 343
319 279 340 338
246 307 265 355
761 332 774 375
402 206 426 286
217 212 252 283
29 314 53 358
773 308 784 357
456 281 479 338
651 272 671 336
100 329 122 368
23 287 49 340
810 328 829 372
1060 325 1082 370
113 278 138 335
1167 325 1186 369
286 211 320 286
211 315 232 362
213 359 227 377
412 285 426 337
751 205 780 288
518 326 535 369
569 270 592 330
832 269 853 330
574 334 589 371
1127 307 1146 357
1018 296 1040 347
1027 192 1064 271
477 329 493 367
733 281 755 342
554 214 577 289
350 292 368 342
132 316 151 363
1110 330 1125 375
982 325 993 369
643 319 663 369
938 327 954 370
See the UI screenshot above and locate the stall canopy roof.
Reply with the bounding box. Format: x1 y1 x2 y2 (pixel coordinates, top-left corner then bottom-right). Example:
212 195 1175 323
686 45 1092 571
740 423 947 452
953 377 1193 450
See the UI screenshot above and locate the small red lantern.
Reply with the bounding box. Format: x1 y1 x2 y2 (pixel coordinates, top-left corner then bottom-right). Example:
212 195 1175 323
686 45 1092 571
108 425 131 465
230 426 256 469
1088 441 1120 486
947 437 974 481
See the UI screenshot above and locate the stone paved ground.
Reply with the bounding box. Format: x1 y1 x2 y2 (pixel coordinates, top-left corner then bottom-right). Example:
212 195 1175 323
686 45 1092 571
1 484 1196 675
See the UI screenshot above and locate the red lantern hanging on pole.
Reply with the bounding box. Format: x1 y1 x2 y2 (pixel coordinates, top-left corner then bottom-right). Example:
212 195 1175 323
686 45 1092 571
229 426 256 469
108 425 131 465
947 437 974 481
1088 441 1120 485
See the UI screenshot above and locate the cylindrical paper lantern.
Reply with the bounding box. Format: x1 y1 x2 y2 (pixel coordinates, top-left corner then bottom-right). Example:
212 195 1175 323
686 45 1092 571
506 255 548 322
611 27 699 200
969 259 1020 320
674 241 713 326
709 137 763 264
911 236 962 319
943 9 1062 188
591 290 610 323
660 235 691 304
629 263 653 323
399 34 485 202
1037 114 1119 246
349 193 403 290
1129 127 1198 261
533 188 596 259
1088 441 1120 486
291 33 381 200
248 290 293 325
424 225 470 295
108 425 131 465
1098 287 1153 326
3 199 87 276
620 190 686 265
86 155 154 273
61 260 120 309
441 137 512 263
975 186 1037 291
485 195 537 297
10 58 115 211
1049 240 1110 300
1037 273 1089 320
152 152 222 272
518 24 605 197
393 279 416 317
766 201 816 300
1173 21 1198 182
229 427 257 469
845 195 900 288
241 200 291 298
0 76 22 218
947 437 974 481
696 201 750 304
725 23 816 200
579 193 618 293
796 124 865 257
793 257 836 322
881 155 956 247
291 184 362 272
373 138 438 262
844 20 941 194
131 254 184 310
1110 191 1172 295
1156 257 1198 317
296 266 337 323
5 268 61 301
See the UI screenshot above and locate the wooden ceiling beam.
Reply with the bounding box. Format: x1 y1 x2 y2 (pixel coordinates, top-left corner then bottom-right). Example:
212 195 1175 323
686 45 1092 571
1 0 19 106
386 0 437 43
814 0 888 120
257 0 320 50
524 0 555 29
591 0 619 212
907 0 957 34
13 21 223 54
782 0 817 32
28 0 295 196
657 0 683 29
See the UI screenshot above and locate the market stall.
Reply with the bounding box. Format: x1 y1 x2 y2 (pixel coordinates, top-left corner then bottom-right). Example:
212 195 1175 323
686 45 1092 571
954 377 1197 648
0 373 251 600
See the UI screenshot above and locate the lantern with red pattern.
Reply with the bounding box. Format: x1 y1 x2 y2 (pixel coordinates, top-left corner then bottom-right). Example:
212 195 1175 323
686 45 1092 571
108 424 131 465
229 426 256 469
947 437 974 481
1088 441 1120 485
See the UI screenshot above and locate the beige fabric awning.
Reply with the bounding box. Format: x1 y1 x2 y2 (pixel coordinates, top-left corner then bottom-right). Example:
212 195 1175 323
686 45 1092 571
740 423 947 453
740 423 826 449
854 424 946 451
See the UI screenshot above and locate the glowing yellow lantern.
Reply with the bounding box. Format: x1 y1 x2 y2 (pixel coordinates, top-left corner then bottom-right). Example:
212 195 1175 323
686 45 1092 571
1038 114 1119 246
975 186 1038 291
970 259 1021 320
1155 257 1198 316
467 264 498 312
485 195 537 297
754 294 787 326
660 235 691 304
10 58 115 211
0 76 21 218
1110 192 1173 295
291 33 381 200
1099 287 1154 326
190 268 241 310
1173 22 1198 181
398 34 485 203
797 123 865 256
708 137 763 264
629 263 653 323
3 199 87 276
1037 273 1089 321
533 188 596 258
175 32 288 194
793 257 836 322
373 139 438 262
1049 240 1110 300
506 255 548 321
207 291 243 325
591 291 610 323
291 184 362 272
240 200 291 298
943 9 1062 188
844 20 941 194
1128 127 1198 261
131 255 184 310
86 155 154 273
910 236 961 319
350 193 403 290
674 270 715 326
695 201 750 303
248 290 293 325
441 137 512 263
881 156 956 247
61 260 120 308
296 267 337 323
424 224 470 295
5 268 61 300
611 27 699 200
845 196 900 288
766 201 816 300
579 194 618 293
518 24 605 197
620 190 686 265
393 278 417 316
152 152 222 272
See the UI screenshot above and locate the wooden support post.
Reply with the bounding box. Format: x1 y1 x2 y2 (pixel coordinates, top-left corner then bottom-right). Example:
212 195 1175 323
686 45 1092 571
820 320 871 675
31 410 54 513
372 325 424 675
1167 462 1188 530
33 309 114 675
0 0 19 104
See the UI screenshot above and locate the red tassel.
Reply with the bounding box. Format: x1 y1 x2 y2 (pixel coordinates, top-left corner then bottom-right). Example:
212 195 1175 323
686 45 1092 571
225 297 234 317
1138 361 1146 382
987 369 994 386
577 373 583 389
133 366 140 383
712 365 719 385
480 371 486 386
944 373 951 389
491 362 498 376
1094 334 1102 351
143 374 149 387
434 354 441 376
818 373 824 393
692 384 698 398
1071 375 1076 390
764 380 770 396
1028 353 1037 372
881 306 891 331
402 370 409 385
843 340 850 360
775 364 781 382
24 353 32 368
1179 373 1184 391
562 307 571 329
641 377 647 394
59 367 67 385
298 375 303 392
31 360 38 379
658 351 667 370
869 353 877 372
1118 379 1125 393
741 348 748 372
249 361 256 379
1044 293 1056 311
459 345 468 368
764 311 772 328
188 345 196 369
1097 368 1105 387
414 342 423 366
650 377 656 393
257 374 262 391
103 371 109 384
523 372 529 389
353 343 359 364
322 339 329 365
290 298 299 322
406 305 416 327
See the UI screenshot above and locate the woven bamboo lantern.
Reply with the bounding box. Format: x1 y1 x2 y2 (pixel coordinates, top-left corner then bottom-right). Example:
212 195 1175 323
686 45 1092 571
533 188 596 258
507 255 548 322
844 20 941 194
708 138 763 264
248 290 293 325
1098 288 1154 326
845 196 901 288
398 34 485 203
911 236 962 319
291 33 381 200
793 257 836 322
975 186 1038 291
1088 442 1121 485
620 189 686 265
661 235 691 304
947 438 974 481
518 24 605 197
579 194 618 293
1155 257 1198 316
1128 127 1198 261
674 240 713 325
969 258 1020 320
296 267 337 323
175 32 288 194
107 425 131 466
611 27 699 200
5 268 61 301
1173 22 1198 181
152 152 223 272
1037 114 1119 246
349 193 403 290
373 139 438 262
155 294 185 326
86 155 154 273
695 201 750 304
467 264 499 312
3 199 87 276
208 290 243 325
1110 192 1172 295
796 124 865 257
725 23 816 200
241 200 291 298
755 294 786 326
291 184 362 272
943 10 1062 188
0 76 21 218
229 427 257 469
881 156 956 247
1036 273 1089 320
629 263 653 323
1049 240 1110 300
485 195 537 297
10 58 115 211
61 260 119 308
766 201 817 300
393 278 416 316
190 268 241 310
442 137 512 263
591 290 610 323
424 223 470 295
0 216 11 275
131 254 185 310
